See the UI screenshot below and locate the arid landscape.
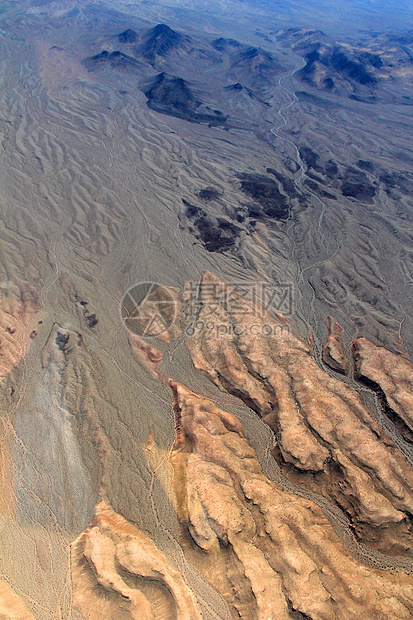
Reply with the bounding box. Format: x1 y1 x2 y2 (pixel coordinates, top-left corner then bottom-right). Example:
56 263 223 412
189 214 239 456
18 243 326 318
0 0 413 618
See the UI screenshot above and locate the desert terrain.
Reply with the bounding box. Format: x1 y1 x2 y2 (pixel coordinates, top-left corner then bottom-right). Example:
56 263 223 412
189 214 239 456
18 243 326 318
0 0 413 617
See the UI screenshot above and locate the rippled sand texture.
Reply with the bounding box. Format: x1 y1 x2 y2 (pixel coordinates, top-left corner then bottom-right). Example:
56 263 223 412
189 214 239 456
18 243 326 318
0 0 413 617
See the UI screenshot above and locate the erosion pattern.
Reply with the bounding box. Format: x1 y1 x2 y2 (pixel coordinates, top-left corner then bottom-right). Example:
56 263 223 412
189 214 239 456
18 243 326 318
170 380 413 619
0 0 413 617
186 272 413 554
71 502 202 620
353 337 413 442
322 315 349 374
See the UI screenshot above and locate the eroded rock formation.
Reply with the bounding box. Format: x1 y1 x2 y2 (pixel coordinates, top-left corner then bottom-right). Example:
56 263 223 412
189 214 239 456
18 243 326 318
170 380 413 619
71 502 202 620
322 315 349 374
186 271 413 554
128 333 163 377
353 337 413 441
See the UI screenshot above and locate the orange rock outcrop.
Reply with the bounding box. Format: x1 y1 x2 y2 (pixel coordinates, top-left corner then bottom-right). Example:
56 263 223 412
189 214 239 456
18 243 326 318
0 581 35 619
186 272 413 554
322 315 349 374
71 502 202 620
353 336 413 440
128 332 163 376
170 380 413 619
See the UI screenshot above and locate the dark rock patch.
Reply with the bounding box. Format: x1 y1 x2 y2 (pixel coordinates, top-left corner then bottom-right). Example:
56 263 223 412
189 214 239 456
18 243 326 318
83 50 112 67
361 52 383 69
299 146 324 173
295 91 337 107
307 171 326 185
82 50 144 73
144 73 227 125
139 24 186 63
379 170 413 196
118 29 137 44
304 179 320 192
182 198 241 253
237 173 289 220
357 159 374 172
225 82 270 105
212 37 285 79
325 160 339 178
320 190 337 200
231 46 282 74
225 82 243 91
296 37 380 96
211 38 242 52
56 331 70 352
86 313 99 328
348 94 377 103
198 187 221 201
266 168 300 199
247 203 262 219
322 77 335 91
194 216 237 252
182 199 202 218
379 172 397 189
330 48 377 85
77 299 99 328
341 167 376 201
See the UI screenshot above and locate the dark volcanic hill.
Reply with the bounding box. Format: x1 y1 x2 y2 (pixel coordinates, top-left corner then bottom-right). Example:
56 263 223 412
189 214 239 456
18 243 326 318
275 27 413 98
211 38 285 94
301 43 378 90
237 173 290 220
231 46 282 74
224 81 270 106
212 37 284 76
211 37 243 52
82 50 145 73
138 23 188 64
144 72 227 125
118 29 137 44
